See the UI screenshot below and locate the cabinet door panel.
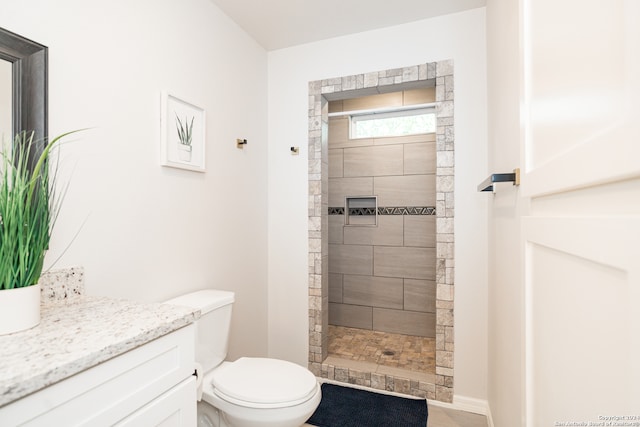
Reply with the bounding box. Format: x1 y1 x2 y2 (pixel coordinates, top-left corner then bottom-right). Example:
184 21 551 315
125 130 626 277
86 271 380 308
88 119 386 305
116 377 196 427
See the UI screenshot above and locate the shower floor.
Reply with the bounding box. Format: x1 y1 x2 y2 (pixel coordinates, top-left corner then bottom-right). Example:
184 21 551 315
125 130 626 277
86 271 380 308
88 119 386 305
327 325 436 376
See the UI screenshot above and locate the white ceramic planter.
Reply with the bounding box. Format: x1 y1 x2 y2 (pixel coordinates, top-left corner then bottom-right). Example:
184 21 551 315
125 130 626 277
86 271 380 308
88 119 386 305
178 144 192 162
0 284 40 335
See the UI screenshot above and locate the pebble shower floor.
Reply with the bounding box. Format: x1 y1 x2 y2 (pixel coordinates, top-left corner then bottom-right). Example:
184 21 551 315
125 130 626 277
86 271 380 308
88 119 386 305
328 325 435 374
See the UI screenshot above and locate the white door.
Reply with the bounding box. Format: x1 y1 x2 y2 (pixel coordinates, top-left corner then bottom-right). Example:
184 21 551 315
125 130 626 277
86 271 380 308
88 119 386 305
521 0 640 425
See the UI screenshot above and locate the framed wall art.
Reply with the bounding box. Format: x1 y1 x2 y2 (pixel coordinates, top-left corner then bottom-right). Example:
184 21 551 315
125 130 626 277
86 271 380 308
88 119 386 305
160 91 205 172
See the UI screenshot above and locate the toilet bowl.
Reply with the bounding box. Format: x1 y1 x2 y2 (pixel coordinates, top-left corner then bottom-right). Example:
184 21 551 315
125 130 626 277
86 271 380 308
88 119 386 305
202 358 321 427
197 400 221 427
165 290 321 427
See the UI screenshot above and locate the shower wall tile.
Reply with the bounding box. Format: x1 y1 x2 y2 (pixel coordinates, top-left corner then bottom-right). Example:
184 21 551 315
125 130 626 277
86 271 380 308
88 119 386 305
333 88 430 113
328 215 344 244
330 136 374 150
343 275 404 310
329 273 343 303
373 133 434 146
374 175 435 206
404 216 436 248
343 144 404 177
403 87 436 104
330 303 373 329
328 100 343 113
343 215 403 246
329 177 373 207
328 117 350 146
404 279 436 313
343 92 402 112
373 308 436 338
404 142 436 175
329 244 373 275
374 246 436 280
346 215 377 226
329 149 343 178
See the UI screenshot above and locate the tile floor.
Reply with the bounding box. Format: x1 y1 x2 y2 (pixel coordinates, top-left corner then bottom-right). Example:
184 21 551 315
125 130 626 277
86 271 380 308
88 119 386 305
328 325 436 374
426 405 489 427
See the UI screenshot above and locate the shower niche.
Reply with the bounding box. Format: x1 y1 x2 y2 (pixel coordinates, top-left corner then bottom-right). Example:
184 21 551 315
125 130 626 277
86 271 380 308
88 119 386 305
345 196 377 226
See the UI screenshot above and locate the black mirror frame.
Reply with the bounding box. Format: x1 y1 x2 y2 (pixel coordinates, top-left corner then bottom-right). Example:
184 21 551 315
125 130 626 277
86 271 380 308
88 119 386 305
0 27 47 158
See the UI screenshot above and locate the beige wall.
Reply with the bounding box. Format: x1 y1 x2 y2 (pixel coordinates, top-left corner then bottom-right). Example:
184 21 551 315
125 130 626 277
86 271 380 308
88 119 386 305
327 89 437 337
268 8 489 403
0 0 269 361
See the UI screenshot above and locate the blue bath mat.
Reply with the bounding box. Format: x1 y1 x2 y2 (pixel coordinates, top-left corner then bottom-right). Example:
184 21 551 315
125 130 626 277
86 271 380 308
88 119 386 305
307 383 428 427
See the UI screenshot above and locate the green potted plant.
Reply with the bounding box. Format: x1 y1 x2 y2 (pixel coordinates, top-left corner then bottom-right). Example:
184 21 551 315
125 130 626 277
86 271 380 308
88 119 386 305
0 131 73 335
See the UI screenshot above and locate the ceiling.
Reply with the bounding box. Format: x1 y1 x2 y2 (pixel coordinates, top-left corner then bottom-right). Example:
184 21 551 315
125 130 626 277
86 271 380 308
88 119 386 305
208 0 486 51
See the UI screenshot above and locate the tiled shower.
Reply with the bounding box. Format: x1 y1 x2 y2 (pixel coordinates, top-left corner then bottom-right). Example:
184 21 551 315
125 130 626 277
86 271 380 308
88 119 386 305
308 61 455 402
327 88 437 338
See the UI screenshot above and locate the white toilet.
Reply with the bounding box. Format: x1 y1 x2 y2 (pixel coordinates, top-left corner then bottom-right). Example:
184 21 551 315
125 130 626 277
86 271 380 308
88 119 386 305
166 290 321 427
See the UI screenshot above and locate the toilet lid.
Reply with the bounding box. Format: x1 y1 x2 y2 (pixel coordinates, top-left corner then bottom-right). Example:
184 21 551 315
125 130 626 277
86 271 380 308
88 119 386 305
211 357 318 407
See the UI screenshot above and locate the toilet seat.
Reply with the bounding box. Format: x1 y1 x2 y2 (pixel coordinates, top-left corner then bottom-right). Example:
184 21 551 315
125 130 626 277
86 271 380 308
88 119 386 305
211 357 318 409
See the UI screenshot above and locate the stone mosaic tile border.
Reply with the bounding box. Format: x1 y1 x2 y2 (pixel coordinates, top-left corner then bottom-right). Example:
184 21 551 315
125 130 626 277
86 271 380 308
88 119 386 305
320 363 437 400
329 206 436 216
308 60 455 403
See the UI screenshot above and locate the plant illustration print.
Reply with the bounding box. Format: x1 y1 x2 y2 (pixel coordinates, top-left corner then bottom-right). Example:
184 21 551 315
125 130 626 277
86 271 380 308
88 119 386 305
175 113 194 161
161 92 205 171
175 113 194 146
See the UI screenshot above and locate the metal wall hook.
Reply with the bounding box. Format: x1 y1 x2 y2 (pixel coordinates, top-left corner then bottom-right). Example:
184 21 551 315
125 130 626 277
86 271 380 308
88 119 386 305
477 168 520 192
236 138 247 148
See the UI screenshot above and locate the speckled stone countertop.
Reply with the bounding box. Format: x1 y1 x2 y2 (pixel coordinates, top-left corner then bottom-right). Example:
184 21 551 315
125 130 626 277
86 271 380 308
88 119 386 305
0 268 199 407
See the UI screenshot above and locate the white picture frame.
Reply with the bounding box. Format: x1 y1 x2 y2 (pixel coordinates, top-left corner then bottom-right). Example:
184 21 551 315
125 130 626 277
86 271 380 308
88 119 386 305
160 91 205 172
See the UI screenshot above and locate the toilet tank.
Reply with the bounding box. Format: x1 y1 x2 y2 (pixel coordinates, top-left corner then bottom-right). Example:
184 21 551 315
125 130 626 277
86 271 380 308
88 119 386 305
165 289 235 374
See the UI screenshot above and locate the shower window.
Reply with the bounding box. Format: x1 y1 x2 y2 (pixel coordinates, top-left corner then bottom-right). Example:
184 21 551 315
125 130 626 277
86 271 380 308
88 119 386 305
350 106 435 139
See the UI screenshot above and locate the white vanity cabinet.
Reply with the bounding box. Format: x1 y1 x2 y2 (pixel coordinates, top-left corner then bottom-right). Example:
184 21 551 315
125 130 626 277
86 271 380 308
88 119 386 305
0 324 196 427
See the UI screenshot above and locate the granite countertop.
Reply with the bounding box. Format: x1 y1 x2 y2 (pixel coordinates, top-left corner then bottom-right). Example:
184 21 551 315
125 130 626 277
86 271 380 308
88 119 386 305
0 286 199 407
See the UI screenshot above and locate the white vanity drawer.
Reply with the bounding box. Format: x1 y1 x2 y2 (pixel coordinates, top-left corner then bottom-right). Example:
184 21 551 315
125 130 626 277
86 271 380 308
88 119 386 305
0 324 195 426
115 376 196 427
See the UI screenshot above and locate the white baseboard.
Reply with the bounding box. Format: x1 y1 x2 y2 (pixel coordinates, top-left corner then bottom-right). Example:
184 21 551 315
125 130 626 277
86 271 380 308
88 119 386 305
452 395 489 415
448 395 494 426
486 405 495 427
